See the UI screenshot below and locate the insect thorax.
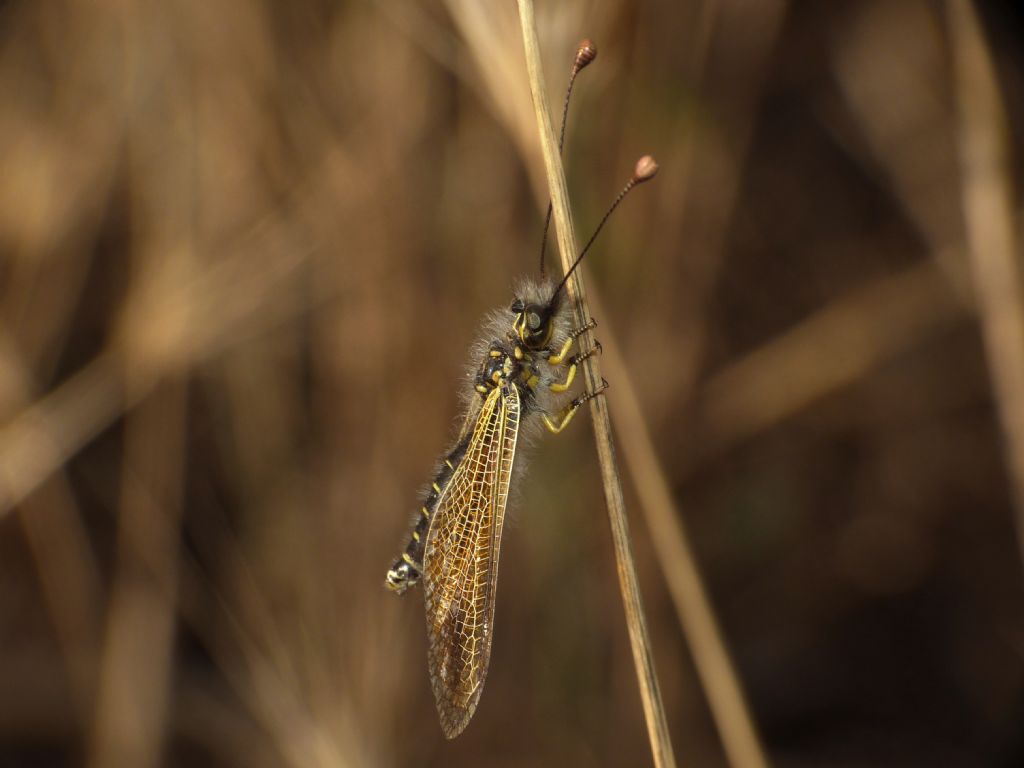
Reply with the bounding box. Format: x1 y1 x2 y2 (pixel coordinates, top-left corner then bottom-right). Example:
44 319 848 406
473 342 540 404
471 278 567 406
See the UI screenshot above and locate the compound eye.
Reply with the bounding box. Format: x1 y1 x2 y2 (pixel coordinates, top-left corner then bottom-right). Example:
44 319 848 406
527 312 541 331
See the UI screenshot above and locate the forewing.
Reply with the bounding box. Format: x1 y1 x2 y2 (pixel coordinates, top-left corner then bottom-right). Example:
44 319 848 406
422 383 520 739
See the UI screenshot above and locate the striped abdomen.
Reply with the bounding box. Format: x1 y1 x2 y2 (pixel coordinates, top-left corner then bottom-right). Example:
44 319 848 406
385 437 469 595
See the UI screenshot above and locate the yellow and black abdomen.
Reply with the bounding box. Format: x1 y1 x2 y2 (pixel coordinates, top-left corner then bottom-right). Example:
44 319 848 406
385 437 470 595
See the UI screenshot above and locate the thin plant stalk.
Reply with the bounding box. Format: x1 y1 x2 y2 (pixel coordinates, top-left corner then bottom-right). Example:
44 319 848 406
515 2 677 767
589 285 771 768
947 0 1024 565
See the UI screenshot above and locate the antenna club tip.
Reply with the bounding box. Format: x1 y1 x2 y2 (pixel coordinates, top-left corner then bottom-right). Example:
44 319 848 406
574 39 597 72
633 155 659 182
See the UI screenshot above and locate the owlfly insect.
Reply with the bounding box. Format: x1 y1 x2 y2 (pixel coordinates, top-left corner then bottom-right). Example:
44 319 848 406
386 39 657 739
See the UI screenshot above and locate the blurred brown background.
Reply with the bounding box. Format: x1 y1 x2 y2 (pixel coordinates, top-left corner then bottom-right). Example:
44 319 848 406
2 0 1024 766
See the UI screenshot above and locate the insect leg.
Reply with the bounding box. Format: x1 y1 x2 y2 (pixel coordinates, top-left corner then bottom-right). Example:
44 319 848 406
549 339 602 393
542 377 610 434
548 318 598 365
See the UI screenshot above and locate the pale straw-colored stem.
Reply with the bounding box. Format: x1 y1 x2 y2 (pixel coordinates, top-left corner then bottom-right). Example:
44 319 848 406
947 0 1024 565
515 3 677 767
589 285 771 768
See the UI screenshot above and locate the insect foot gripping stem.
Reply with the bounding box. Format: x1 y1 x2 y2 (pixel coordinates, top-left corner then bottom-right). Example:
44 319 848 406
543 377 609 435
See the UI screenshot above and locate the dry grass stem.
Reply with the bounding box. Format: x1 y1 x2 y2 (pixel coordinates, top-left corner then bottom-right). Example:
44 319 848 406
89 380 187 768
1 329 101 718
698 260 967 462
445 1 545 196
516 2 677 766
589 285 770 768
17 478 100 721
0 353 127 517
947 0 1024 562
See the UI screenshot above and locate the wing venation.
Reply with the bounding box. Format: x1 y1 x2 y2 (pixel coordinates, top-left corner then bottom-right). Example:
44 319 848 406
422 382 520 739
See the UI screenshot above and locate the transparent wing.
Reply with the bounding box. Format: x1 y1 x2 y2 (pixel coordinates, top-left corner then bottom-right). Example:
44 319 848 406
422 382 520 739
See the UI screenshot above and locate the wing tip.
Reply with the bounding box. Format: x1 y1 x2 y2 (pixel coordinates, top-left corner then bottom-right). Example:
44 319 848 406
438 700 478 740
429 667 484 740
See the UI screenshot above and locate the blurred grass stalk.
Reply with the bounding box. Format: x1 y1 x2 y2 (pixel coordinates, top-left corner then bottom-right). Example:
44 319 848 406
591 290 771 768
89 380 186 768
947 0 1024 564
697 259 967 461
515 1 678 766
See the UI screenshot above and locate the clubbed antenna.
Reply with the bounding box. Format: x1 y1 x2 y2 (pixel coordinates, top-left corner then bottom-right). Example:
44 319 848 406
539 39 598 278
553 155 659 299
